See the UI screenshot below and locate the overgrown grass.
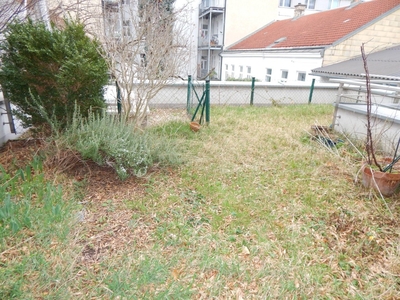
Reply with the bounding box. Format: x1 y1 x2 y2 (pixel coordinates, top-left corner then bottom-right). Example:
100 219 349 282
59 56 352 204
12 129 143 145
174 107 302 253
2 104 400 298
0 157 79 299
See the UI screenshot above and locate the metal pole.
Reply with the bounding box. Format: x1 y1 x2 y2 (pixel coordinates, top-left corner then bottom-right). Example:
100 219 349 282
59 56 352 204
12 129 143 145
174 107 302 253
205 80 210 124
116 81 121 115
187 75 192 114
331 82 343 129
308 78 315 104
3 95 16 134
250 77 255 105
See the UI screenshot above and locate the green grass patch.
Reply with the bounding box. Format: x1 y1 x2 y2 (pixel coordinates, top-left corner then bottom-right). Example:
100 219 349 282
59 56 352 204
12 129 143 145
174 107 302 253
2 104 400 298
0 157 79 299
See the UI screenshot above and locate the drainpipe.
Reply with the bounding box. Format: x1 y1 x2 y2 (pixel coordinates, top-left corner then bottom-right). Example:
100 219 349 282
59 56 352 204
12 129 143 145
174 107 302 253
37 0 51 31
23 0 27 19
219 0 227 81
207 9 211 79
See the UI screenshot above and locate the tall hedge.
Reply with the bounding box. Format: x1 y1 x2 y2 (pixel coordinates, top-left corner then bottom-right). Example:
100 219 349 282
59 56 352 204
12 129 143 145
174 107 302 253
0 19 109 129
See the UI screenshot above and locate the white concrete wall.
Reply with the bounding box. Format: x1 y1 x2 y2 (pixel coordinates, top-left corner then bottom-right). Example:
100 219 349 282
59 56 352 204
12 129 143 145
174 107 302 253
224 0 277 48
335 104 400 155
104 80 339 112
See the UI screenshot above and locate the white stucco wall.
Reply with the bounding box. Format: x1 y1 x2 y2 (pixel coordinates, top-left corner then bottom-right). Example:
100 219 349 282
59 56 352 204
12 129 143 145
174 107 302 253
224 0 277 48
277 0 351 20
220 50 324 83
335 104 400 154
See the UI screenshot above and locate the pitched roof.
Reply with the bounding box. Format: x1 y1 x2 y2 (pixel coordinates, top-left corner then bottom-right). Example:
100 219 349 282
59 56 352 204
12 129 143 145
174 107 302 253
311 44 400 80
229 0 400 50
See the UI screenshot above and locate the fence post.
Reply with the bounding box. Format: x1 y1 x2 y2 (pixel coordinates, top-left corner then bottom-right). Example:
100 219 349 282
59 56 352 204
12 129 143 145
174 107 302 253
205 80 210 124
116 81 122 115
187 75 192 114
250 77 255 105
2 93 16 134
308 78 315 104
332 82 343 128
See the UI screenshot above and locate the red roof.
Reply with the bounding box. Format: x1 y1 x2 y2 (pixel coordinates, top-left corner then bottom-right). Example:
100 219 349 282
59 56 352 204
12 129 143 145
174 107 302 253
229 0 400 50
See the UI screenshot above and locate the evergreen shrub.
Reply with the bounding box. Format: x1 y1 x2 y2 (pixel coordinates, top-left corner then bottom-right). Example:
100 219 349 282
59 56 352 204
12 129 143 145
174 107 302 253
0 19 109 128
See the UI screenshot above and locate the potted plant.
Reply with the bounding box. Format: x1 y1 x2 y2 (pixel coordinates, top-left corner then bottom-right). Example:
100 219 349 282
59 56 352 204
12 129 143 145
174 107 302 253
360 44 400 197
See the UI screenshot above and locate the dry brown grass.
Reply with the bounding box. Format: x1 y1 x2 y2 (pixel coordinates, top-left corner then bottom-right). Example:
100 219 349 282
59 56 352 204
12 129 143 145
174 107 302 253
2 105 400 298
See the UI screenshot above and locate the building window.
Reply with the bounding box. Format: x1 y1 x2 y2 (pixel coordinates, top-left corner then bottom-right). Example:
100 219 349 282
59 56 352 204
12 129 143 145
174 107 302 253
279 0 291 7
201 24 208 43
231 65 235 78
297 72 306 81
239 66 243 79
201 56 207 70
122 20 131 37
281 70 288 81
225 64 228 70
246 66 252 79
306 0 316 9
140 53 146 67
330 0 340 9
265 68 272 82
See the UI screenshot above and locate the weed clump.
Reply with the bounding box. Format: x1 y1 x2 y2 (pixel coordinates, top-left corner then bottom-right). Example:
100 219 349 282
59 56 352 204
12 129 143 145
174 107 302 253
59 110 182 180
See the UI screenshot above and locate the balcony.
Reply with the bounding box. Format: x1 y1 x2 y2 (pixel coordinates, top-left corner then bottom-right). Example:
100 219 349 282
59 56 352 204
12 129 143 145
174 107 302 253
198 34 223 49
199 0 225 16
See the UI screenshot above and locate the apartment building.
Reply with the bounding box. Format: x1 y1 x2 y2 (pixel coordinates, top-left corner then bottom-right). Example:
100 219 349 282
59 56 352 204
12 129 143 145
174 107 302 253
221 0 400 84
197 0 352 80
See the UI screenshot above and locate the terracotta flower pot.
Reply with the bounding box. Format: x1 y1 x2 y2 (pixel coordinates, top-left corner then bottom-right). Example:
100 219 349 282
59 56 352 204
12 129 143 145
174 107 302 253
361 158 400 197
190 121 201 132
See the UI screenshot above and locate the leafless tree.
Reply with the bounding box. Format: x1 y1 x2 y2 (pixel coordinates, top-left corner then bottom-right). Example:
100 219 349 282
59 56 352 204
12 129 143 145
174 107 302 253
46 0 104 31
0 0 194 126
99 0 193 126
0 0 42 34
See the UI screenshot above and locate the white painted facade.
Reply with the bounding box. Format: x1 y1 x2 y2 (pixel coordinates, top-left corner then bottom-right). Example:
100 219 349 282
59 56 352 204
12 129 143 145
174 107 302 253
277 0 352 20
221 50 324 84
197 0 353 80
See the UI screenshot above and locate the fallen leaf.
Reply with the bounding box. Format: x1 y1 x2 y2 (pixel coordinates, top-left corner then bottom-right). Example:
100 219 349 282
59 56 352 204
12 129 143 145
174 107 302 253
242 246 250 255
171 268 182 280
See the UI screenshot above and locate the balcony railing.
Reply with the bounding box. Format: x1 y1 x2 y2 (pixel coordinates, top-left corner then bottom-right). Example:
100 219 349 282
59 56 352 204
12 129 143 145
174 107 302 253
199 0 225 13
198 33 223 48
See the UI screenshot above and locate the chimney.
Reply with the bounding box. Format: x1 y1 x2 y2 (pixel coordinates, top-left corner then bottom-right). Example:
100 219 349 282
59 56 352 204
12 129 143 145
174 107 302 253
294 3 306 17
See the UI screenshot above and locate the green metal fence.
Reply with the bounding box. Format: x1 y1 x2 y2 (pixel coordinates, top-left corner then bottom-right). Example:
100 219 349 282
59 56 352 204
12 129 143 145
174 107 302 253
186 75 210 125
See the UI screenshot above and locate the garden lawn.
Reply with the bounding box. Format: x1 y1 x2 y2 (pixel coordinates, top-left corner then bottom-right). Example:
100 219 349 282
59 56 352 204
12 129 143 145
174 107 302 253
1 104 400 299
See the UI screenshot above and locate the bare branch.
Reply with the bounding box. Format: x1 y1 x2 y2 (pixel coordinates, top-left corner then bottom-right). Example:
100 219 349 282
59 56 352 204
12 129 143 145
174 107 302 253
98 0 193 126
361 43 382 171
0 0 42 34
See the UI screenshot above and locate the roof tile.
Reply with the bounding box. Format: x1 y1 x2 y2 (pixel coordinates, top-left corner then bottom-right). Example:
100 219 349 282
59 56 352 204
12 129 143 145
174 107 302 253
229 0 400 50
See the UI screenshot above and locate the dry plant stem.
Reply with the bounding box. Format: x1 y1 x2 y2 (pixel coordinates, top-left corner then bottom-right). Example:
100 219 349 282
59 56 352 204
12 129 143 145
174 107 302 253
361 44 382 171
0 236 34 257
